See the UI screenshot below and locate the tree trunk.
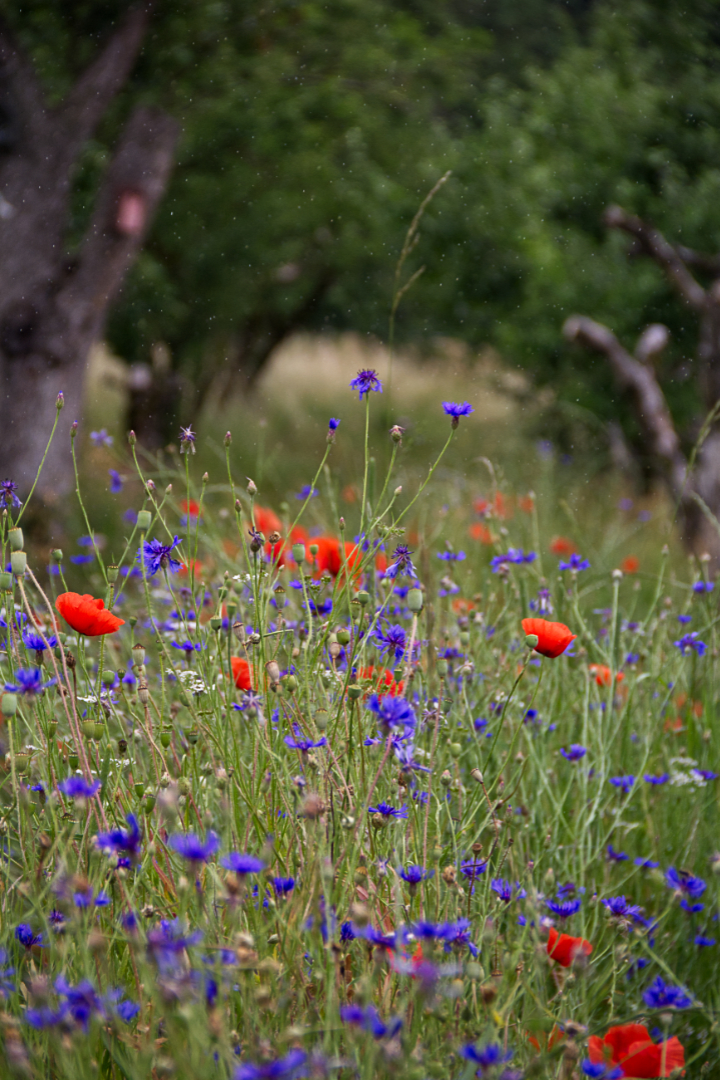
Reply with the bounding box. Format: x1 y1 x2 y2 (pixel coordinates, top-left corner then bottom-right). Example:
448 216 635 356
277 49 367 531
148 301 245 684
0 9 179 499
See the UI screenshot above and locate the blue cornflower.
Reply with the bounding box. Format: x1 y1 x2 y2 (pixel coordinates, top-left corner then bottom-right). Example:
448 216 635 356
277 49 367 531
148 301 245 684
559 553 591 572
460 1043 512 1074
24 1005 66 1029
374 621 407 660
90 429 113 447
602 895 644 920
398 864 433 886
138 536 183 576
295 485 318 500
606 845 629 863
366 693 416 733
491 879 526 902
665 867 706 899
179 425 196 453
442 401 474 428
108 469 123 493
168 832 220 863
384 544 417 580
340 1004 402 1039
4 668 56 697
634 857 659 870
546 898 581 919
693 768 719 781
693 581 714 593
15 925 43 949
490 548 536 572
271 877 296 896
441 918 479 957
695 934 716 947
70 553 94 564
234 1049 307 1080
94 814 142 862
581 1062 623 1079
328 418 341 431
560 744 587 762
73 887 110 909
680 898 704 913
171 639 202 654
644 773 669 785
437 550 466 562
625 652 640 665
0 479 21 509
674 632 707 656
642 976 692 1010
460 859 488 881
221 853 266 875
677 614 692 624
609 775 635 793
368 802 408 820
0 950 15 997
116 998 140 1023
350 369 382 400
284 726 328 752
146 920 202 971
58 776 101 799
22 629 58 652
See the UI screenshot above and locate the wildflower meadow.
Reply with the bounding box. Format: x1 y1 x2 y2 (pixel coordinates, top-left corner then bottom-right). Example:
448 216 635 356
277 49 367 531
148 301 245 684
0 376 718 1080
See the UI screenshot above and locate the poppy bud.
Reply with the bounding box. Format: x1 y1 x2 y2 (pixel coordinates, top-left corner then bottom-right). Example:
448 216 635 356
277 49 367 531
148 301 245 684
309 543 319 557
246 478 257 495
407 588 424 613
525 633 539 649
10 551 26 576
9 527 23 551
136 510 152 531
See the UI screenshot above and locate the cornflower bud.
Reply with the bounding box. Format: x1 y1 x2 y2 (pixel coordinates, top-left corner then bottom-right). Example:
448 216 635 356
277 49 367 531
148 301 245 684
128 430 136 445
56 392 64 410
224 431 232 447
246 478 257 495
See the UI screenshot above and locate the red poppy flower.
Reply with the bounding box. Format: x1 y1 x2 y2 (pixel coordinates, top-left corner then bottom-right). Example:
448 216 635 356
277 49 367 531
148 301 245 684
588 1023 685 1077
55 592 125 637
231 657 254 691
550 536 577 556
518 494 535 513
254 505 282 536
621 555 640 574
181 499 200 518
474 491 512 520
521 618 576 659
589 664 625 688
546 926 593 968
356 665 404 698
469 522 494 544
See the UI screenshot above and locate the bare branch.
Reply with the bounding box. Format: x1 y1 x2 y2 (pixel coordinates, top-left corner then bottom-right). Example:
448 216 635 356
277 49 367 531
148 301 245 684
635 323 670 365
563 315 687 491
56 6 150 155
604 204 706 311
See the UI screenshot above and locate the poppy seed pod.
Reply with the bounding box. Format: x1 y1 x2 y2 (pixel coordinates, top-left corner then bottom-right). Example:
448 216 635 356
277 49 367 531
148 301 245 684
1 693 17 717
525 633 539 649
138 682 150 705
407 588 424 613
8 527 23 552
132 643 146 666
284 673 298 692
347 684 362 700
136 510 152 531
336 627 350 646
265 660 280 686
10 551 26 575
0 571 12 590
106 565 119 583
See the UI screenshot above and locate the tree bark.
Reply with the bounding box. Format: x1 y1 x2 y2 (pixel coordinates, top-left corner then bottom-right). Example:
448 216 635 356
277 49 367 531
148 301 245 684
0 8 179 499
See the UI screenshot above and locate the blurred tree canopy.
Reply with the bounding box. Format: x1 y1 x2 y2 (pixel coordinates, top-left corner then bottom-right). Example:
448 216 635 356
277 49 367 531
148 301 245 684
7 0 720 457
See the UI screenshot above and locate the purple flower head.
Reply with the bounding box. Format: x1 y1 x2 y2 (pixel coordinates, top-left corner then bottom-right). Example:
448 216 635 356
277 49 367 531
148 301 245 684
366 693 416 733
490 548 536 572
695 934 716 947
59 776 101 799
385 544 417 580
368 802 408 819
491 879 526 903
674 632 707 656
606 844 629 863
609 775 635 793
398 864 433 887
677 614 692 624
602 895 644 920
437 549 466 562
5 668 56 697
560 744 587 762
374 621 407 660
138 536 183 576
328 418 341 431
271 876 295 896
680 898 704 913
234 1049 307 1080
461 1043 513 1074
94 814 142 861
642 976 692 1010
108 469 123 493
73 887 110 909
665 866 706 899
284 725 328 753
115 998 140 1023
442 401 474 428
179 426 196 453
15 924 43 949
169 832 220 863
634 857 659 870
22 629 58 652
295 485 318 500
350 369 382 400
340 1004 402 1040
644 773 669 786
0 479 21 509
546 898 581 919
581 1062 623 1079
693 580 714 593
146 919 202 971
693 768 719 781
559 553 591 572
90 429 113 448
460 859 488 881
221 852 266 875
